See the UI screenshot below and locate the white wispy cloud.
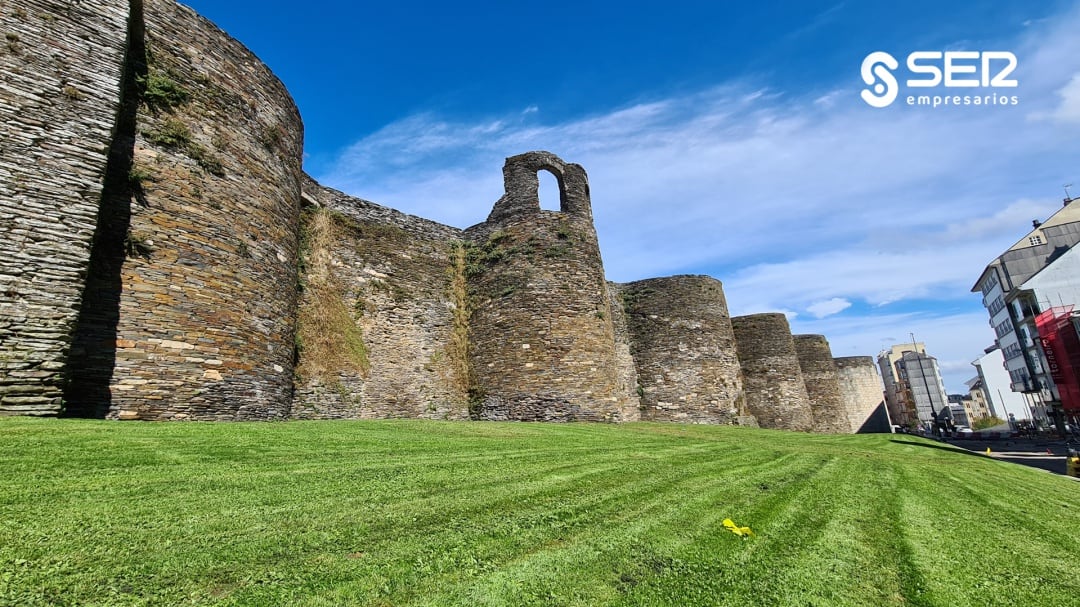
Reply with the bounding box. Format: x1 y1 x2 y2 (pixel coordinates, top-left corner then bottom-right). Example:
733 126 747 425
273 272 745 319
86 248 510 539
1031 72 1080 124
806 298 853 319
316 4 1080 391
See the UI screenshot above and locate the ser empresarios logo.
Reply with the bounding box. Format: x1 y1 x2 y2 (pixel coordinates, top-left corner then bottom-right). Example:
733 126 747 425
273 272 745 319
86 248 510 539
860 50 1019 108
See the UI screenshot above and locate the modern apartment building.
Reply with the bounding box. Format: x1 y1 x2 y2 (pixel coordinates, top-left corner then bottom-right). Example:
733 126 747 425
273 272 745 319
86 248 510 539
946 395 972 427
971 197 1080 428
963 375 993 422
878 343 925 426
878 343 949 430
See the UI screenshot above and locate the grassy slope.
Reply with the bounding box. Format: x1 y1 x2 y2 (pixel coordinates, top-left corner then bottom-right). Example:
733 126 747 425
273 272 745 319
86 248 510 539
1 419 1077 607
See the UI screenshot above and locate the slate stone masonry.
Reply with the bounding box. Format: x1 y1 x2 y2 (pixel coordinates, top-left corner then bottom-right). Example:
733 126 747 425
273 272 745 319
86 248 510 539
63 0 304 420
0 0 129 415
834 356 890 433
731 313 815 431
290 179 470 420
464 152 636 422
793 334 851 433
0 0 879 429
622 275 749 425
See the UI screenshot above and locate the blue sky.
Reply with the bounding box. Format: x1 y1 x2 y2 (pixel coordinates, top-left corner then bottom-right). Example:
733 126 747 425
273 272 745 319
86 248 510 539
182 1 1080 393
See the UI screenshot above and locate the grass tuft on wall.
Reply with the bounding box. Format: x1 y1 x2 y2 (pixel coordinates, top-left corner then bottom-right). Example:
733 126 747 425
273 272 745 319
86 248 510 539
295 209 369 387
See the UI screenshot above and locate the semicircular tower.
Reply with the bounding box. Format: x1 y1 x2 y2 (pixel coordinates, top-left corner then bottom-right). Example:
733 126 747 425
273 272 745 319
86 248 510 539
731 313 814 431
464 151 637 421
64 0 304 420
793 334 851 433
621 275 750 424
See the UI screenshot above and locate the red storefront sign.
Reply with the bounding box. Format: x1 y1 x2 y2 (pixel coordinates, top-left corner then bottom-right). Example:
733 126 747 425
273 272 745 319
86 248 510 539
1034 306 1080 413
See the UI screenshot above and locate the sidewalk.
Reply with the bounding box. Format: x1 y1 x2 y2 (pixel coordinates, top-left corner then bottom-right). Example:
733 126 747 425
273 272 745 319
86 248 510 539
943 437 1078 477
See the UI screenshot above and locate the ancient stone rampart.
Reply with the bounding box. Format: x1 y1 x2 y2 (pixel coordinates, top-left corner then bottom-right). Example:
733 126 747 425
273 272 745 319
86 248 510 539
0 1 880 429
290 179 469 420
63 0 304 420
621 276 749 424
731 313 814 431
793 335 851 433
463 152 636 421
0 0 129 415
834 356 891 433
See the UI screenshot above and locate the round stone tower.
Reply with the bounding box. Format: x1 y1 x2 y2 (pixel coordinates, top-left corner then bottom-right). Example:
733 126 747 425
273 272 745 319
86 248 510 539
622 275 750 424
464 151 636 421
730 313 814 431
64 0 304 420
793 334 852 433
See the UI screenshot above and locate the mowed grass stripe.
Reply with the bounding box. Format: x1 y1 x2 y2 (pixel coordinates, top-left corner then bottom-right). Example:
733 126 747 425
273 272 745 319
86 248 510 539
285 444 783 606
611 454 843 606
895 464 1080 607
1 421 739 605
393 444 819 606
733 458 911 607
3 419 1079 607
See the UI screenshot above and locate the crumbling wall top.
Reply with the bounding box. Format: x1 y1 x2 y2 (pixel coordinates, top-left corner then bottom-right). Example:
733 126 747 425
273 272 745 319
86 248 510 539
486 151 592 224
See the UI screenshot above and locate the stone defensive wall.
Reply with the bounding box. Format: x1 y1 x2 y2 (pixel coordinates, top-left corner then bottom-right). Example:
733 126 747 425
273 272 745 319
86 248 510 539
605 282 645 420
620 275 751 425
0 0 880 430
0 0 130 415
289 178 470 420
792 334 851 433
462 152 638 422
731 313 814 431
834 356 891 433
64 0 304 420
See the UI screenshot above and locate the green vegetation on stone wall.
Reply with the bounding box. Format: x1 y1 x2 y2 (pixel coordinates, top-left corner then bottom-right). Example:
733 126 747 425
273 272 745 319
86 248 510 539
138 52 224 176
620 285 656 314
144 116 224 176
445 241 474 403
138 68 189 110
464 230 534 301
295 209 369 388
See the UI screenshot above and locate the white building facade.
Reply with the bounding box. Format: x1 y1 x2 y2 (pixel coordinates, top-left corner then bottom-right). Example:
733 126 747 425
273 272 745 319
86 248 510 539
971 198 1080 427
971 347 1032 423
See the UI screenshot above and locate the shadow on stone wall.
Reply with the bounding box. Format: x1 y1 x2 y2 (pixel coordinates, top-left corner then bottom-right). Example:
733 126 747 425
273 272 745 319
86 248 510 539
857 402 893 433
63 1 145 417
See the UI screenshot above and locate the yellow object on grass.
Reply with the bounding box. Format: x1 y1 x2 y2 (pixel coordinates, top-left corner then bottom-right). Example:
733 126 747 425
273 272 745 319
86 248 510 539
723 518 755 537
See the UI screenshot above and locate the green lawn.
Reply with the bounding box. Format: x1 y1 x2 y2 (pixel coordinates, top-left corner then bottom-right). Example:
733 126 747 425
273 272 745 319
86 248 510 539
1 419 1077 607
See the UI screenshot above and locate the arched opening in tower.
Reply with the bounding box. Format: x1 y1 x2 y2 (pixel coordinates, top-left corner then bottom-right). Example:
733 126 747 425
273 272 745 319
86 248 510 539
537 169 563 212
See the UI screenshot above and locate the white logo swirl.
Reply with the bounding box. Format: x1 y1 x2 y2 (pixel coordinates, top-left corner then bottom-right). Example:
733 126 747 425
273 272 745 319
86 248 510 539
861 52 899 108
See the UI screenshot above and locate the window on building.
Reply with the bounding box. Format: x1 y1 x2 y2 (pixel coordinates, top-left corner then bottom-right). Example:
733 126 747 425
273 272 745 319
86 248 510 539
981 271 999 296
1029 235 1044 246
